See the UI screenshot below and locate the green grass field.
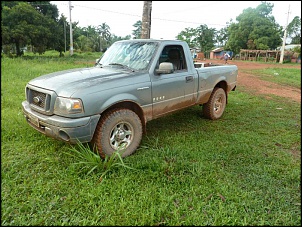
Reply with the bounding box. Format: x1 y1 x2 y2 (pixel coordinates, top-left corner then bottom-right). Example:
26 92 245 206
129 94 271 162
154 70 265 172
1 53 301 226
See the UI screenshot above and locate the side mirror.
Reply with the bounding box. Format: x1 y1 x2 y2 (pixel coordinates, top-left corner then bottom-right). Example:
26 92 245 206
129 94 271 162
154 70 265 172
155 62 174 75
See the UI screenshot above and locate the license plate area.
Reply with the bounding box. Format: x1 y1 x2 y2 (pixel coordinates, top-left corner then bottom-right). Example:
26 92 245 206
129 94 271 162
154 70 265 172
28 113 39 127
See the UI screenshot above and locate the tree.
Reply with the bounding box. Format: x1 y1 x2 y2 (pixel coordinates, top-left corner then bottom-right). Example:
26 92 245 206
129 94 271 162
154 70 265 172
132 20 142 39
287 16 301 44
216 27 228 47
1 2 58 56
194 25 216 54
28 1 59 20
292 45 301 58
225 2 282 53
77 25 100 52
176 27 196 48
176 25 216 55
110 34 131 44
51 14 69 56
97 23 111 52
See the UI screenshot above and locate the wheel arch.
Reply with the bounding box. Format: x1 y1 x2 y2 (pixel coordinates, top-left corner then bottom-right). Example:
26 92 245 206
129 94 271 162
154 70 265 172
101 101 146 134
214 80 228 103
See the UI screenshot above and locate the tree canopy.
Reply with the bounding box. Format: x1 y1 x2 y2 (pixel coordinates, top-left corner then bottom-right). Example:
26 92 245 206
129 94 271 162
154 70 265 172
1 1 58 56
176 2 300 55
225 2 282 53
1 1 129 56
287 16 301 44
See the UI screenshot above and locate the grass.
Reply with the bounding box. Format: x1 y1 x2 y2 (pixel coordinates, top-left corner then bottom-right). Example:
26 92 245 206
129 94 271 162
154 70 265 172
242 66 301 89
64 143 136 181
1 52 301 226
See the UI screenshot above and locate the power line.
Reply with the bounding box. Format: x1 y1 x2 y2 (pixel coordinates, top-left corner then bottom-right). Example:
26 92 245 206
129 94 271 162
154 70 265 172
56 2 228 28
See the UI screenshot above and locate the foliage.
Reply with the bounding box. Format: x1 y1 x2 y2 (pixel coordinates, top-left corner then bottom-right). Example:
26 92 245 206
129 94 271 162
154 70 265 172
1 2 130 57
53 16 67 56
176 2 300 55
64 143 136 182
292 46 301 56
1 1 58 56
287 16 301 44
97 22 111 52
194 24 216 53
1 1 301 57
176 27 197 48
132 20 142 39
215 26 229 47
225 2 282 53
110 34 131 43
28 1 59 20
176 25 216 53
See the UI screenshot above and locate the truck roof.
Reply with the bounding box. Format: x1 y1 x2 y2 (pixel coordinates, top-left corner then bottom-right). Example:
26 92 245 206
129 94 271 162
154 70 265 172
115 39 186 44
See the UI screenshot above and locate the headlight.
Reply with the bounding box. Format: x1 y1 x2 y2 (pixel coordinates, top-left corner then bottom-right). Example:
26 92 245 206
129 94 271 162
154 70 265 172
54 97 84 114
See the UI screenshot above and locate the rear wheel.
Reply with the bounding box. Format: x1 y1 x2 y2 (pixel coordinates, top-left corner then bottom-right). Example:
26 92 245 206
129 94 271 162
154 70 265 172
203 87 226 120
91 108 142 159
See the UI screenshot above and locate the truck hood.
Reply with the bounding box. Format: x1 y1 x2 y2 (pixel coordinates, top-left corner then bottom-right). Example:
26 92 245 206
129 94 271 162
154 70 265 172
28 67 135 97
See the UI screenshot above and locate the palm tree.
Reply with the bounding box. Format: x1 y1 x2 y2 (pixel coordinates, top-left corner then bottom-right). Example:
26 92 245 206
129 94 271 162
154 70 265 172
97 23 111 52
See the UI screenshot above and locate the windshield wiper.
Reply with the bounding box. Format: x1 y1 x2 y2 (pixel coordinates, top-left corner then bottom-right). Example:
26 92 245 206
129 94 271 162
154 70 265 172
95 62 103 67
108 63 135 72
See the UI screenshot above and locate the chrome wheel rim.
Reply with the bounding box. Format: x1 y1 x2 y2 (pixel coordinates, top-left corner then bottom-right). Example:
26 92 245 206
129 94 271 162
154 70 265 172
110 122 133 150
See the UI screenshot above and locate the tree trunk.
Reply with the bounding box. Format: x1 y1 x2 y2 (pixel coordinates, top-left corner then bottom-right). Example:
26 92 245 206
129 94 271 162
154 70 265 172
141 1 152 39
15 41 22 57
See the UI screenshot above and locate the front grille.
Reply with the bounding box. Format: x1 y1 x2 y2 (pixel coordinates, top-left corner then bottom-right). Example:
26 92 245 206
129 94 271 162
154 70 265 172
26 87 52 114
31 90 46 108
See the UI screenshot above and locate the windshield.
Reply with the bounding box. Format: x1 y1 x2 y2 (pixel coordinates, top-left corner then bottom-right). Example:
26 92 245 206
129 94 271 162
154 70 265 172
98 41 158 71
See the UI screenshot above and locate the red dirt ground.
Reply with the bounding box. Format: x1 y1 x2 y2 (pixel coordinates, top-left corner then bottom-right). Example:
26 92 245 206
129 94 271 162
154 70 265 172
205 59 301 103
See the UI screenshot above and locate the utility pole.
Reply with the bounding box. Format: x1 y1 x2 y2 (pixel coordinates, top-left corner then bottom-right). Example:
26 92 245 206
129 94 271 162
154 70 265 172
141 1 152 39
279 5 290 64
64 20 66 53
69 1 74 56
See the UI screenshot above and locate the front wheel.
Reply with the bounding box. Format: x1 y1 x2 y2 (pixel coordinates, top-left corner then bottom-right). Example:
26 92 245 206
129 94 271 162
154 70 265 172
91 108 142 159
203 87 226 120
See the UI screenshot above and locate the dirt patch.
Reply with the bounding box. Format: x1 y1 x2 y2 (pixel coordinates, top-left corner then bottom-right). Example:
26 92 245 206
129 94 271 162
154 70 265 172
205 59 301 103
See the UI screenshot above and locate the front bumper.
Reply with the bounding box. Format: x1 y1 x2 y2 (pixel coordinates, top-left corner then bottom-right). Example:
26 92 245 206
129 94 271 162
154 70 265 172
22 101 100 143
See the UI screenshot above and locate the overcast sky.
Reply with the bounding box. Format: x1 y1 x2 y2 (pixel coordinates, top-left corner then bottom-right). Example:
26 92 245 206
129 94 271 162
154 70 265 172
51 1 301 40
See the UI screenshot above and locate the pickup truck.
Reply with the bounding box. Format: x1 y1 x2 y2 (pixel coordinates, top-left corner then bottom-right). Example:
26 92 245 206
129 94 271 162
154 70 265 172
22 39 238 158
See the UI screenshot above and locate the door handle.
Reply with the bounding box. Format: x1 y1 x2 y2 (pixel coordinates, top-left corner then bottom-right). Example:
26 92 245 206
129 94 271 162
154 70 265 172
186 76 193 82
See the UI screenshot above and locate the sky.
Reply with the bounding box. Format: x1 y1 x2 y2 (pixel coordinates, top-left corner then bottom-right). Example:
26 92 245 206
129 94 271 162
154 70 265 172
51 1 301 40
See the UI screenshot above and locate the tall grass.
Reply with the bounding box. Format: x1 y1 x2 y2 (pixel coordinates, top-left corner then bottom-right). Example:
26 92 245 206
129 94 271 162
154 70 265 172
64 143 136 182
1 53 301 226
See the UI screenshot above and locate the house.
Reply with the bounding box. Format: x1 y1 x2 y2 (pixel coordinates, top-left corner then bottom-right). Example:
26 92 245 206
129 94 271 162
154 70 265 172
210 48 233 60
276 44 301 51
277 44 301 63
190 48 205 61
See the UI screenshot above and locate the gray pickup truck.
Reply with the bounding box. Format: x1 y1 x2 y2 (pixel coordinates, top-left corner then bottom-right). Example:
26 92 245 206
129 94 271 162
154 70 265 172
22 39 238 158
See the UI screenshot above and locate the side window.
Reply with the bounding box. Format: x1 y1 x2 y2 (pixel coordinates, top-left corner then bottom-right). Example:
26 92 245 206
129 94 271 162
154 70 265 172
157 45 187 72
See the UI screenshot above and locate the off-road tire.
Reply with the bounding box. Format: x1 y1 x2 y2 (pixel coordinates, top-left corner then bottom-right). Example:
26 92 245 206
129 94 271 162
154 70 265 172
91 108 142 159
203 87 226 120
